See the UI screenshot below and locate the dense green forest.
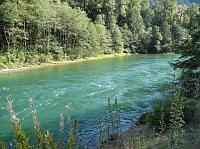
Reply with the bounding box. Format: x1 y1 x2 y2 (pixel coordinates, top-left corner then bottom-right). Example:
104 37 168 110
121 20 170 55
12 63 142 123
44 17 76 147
0 0 199 68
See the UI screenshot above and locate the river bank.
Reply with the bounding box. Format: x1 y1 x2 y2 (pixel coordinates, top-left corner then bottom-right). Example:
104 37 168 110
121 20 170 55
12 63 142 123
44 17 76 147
107 102 200 149
0 53 131 74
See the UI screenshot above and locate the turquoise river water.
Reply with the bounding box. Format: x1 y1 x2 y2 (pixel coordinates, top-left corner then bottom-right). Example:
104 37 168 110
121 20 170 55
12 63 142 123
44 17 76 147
0 54 178 146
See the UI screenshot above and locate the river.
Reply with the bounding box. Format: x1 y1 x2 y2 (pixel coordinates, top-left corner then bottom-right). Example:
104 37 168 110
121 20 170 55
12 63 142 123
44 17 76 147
0 54 178 146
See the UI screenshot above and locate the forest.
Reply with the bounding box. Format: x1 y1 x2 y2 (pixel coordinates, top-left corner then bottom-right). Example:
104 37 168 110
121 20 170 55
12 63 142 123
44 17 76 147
0 0 199 68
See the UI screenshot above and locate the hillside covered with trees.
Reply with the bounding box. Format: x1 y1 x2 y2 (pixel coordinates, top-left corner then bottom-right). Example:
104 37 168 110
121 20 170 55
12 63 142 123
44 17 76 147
0 0 199 68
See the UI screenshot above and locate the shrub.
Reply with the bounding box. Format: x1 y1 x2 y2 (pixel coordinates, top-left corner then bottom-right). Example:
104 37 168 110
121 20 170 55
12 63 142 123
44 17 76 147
140 92 197 132
25 53 40 65
0 141 6 149
0 55 8 64
16 51 26 63
0 62 7 68
39 53 53 63
180 71 200 99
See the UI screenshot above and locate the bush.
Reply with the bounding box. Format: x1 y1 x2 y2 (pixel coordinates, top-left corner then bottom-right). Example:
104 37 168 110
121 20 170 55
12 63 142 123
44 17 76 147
180 71 200 99
25 53 40 65
0 62 7 68
0 55 8 68
16 51 26 63
140 92 197 132
53 52 65 61
39 53 53 63
65 48 80 60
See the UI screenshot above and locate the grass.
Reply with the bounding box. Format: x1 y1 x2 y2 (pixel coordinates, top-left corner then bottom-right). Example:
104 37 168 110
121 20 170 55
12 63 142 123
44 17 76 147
0 52 131 73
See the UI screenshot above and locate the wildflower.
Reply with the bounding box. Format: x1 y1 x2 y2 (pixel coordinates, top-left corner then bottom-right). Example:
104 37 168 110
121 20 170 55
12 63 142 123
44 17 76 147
7 100 19 127
29 97 40 130
59 113 64 133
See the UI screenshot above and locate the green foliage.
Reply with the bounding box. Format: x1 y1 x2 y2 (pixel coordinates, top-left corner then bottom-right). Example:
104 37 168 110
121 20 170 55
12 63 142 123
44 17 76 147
168 93 185 148
150 26 162 53
138 27 152 53
95 15 112 54
171 4 200 104
140 0 153 28
126 0 145 39
0 0 111 67
14 126 30 149
110 16 124 53
66 129 73 149
120 24 134 52
161 20 173 52
172 24 191 49
0 0 199 68
154 0 177 26
177 71 200 99
0 140 6 149
141 92 196 132
172 16 200 70
44 130 56 149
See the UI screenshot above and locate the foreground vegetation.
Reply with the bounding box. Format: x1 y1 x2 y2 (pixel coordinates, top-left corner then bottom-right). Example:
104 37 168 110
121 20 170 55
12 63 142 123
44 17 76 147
0 0 199 68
